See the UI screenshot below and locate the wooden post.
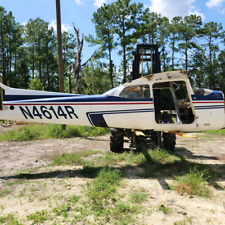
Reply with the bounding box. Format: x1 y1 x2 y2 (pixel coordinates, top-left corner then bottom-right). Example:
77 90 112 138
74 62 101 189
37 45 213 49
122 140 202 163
56 0 64 93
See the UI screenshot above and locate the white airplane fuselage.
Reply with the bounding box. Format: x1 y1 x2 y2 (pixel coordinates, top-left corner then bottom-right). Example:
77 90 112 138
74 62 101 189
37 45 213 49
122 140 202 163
0 71 225 132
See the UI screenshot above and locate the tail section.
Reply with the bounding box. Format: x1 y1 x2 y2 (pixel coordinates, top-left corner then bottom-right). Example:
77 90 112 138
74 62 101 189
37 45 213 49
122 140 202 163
0 82 78 102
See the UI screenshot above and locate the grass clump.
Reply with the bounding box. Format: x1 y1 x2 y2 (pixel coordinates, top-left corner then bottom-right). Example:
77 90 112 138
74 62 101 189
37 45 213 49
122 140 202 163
0 124 109 141
27 210 50 223
85 168 141 224
0 189 11 197
52 150 100 166
87 168 122 212
129 188 148 204
158 204 170 214
0 214 22 225
149 148 181 164
172 167 211 197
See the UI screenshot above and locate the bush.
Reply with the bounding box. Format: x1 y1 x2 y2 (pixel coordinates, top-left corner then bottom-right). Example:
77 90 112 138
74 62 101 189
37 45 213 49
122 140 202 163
0 124 109 141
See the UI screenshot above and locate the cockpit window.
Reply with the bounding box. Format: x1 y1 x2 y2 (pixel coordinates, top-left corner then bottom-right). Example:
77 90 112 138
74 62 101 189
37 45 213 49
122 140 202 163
104 87 120 96
119 85 150 99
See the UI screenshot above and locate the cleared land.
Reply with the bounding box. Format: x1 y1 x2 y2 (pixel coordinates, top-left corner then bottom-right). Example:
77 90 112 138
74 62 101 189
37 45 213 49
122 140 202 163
0 124 225 224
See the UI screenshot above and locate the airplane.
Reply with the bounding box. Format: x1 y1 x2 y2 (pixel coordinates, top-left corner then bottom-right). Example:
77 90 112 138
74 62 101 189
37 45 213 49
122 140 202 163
0 69 225 153
0 44 224 152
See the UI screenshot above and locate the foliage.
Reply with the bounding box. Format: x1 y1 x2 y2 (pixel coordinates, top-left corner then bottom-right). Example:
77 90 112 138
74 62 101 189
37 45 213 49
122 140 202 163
0 124 109 141
1 3 225 93
29 76 44 90
79 61 112 94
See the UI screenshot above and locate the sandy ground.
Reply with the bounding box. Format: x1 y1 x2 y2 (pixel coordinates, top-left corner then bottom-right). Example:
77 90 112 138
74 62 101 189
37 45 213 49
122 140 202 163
0 124 225 224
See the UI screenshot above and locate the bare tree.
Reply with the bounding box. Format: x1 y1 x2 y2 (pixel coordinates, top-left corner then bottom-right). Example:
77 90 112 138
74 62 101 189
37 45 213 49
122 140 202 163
69 23 84 93
69 24 96 93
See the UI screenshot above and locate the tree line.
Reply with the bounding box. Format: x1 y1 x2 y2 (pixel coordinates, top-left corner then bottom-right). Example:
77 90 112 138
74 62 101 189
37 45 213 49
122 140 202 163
1 0 225 95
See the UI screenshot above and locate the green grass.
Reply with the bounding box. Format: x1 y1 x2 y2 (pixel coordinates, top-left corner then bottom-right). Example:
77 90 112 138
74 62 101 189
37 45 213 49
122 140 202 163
0 124 109 141
129 188 148 204
0 214 22 225
200 129 225 135
52 150 100 166
172 167 211 197
27 210 50 223
0 189 11 197
159 204 170 214
86 168 122 212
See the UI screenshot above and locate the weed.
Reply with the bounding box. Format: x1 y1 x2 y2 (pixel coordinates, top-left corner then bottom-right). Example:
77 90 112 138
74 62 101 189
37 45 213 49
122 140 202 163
0 214 22 225
159 204 170 214
68 195 80 203
27 210 50 223
174 218 193 225
52 150 99 166
53 203 71 218
0 189 11 197
172 167 211 197
149 148 181 164
86 168 122 216
129 188 147 204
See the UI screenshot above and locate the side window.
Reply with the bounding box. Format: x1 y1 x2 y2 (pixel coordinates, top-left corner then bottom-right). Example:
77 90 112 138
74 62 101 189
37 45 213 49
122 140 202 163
119 85 150 99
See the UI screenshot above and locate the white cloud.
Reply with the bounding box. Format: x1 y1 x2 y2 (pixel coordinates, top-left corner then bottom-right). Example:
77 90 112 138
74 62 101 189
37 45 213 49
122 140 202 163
148 0 204 20
206 0 225 14
49 20 72 33
206 0 224 8
94 0 107 8
75 0 82 5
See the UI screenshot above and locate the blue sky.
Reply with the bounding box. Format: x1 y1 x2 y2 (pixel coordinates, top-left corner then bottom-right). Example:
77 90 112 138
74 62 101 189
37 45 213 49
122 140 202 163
1 0 225 63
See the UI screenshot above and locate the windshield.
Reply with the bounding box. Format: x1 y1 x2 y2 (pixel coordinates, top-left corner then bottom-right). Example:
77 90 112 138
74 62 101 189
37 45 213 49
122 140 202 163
103 86 121 96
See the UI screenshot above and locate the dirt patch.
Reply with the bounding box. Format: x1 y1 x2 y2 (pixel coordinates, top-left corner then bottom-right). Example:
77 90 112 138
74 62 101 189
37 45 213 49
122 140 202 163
0 126 225 224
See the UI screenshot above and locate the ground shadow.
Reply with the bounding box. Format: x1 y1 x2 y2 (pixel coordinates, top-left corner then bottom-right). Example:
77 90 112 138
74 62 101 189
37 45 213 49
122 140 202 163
1 147 224 191
176 147 219 161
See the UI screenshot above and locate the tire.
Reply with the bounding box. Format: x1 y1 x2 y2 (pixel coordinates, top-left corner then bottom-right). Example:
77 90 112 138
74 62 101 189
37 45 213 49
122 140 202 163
162 132 176 152
110 128 124 153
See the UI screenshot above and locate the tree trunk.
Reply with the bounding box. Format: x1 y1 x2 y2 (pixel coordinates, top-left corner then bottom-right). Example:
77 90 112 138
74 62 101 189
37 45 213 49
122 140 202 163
109 48 114 88
123 44 126 83
56 0 64 93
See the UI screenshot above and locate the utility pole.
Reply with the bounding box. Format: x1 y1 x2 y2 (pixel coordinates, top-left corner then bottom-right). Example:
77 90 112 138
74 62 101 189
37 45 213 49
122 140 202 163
56 0 64 92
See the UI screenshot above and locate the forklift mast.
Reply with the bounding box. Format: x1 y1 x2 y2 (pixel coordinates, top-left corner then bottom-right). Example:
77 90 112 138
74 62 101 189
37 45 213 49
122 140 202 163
132 44 161 80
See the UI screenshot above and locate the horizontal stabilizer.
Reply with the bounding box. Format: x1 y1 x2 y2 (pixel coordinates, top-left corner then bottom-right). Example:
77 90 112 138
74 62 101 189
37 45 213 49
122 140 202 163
0 83 79 101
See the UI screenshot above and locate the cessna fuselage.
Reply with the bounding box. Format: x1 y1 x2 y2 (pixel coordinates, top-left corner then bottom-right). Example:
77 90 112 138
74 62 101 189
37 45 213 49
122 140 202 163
0 71 225 132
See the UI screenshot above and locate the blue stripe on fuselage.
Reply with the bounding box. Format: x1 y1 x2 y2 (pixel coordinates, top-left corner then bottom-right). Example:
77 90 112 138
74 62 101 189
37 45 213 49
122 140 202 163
4 94 153 104
87 108 154 126
5 94 80 101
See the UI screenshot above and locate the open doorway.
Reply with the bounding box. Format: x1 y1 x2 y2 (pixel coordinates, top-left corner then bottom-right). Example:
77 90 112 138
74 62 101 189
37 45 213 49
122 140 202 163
153 81 195 124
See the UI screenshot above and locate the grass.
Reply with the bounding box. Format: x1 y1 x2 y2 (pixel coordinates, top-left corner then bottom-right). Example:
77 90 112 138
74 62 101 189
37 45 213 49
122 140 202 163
1 133 223 224
159 204 170 214
203 129 225 135
0 189 11 197
172 167 211 197
0 214 22 225
27 210 50 223
52 150 100 166
0 123 109 141
85 168 142 224
129 187 148 203
86 168 122 212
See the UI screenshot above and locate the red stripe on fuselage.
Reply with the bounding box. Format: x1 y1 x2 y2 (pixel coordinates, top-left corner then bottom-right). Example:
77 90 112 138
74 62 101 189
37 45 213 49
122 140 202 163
192 101 224 104
4 102 153 106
